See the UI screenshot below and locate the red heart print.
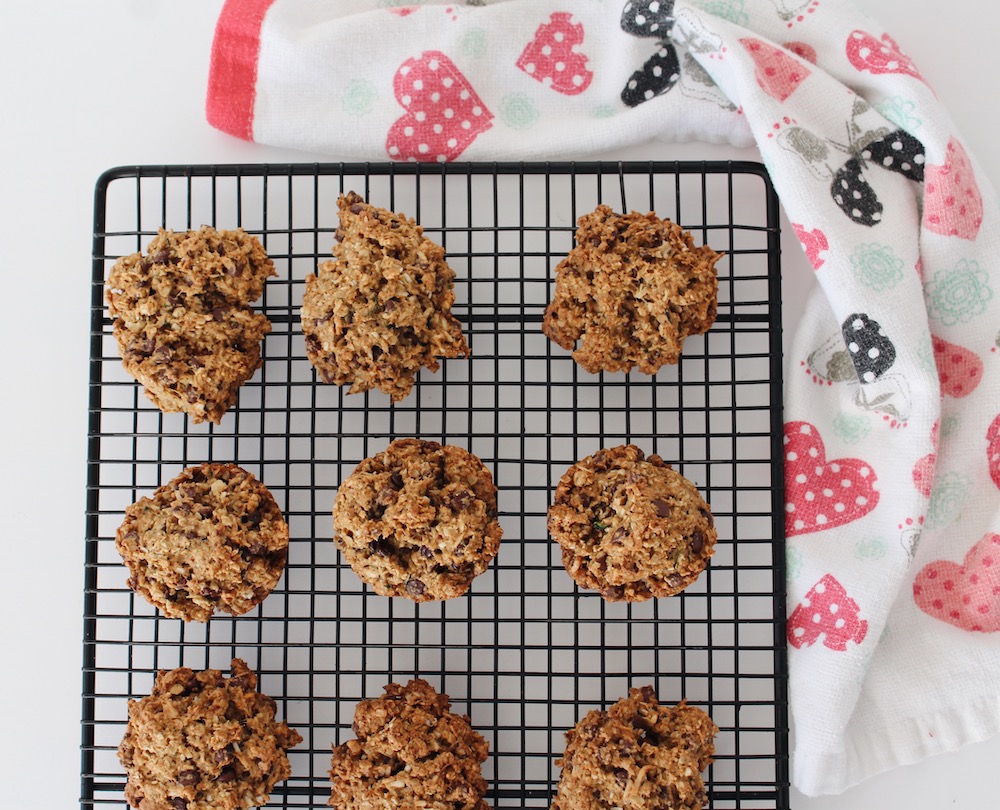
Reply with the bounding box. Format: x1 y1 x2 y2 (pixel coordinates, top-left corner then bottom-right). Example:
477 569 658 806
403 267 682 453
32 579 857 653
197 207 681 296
846 30 924 82
933 335 983 398
912 420 939 497
516 12 593 96
792 223 828 270
740 37 810 102
988 414 1000 490
783 41 816 65
386 51 493 163
784 421 880 537
788 574 869 651
914 533 1000 632
923 138 983 240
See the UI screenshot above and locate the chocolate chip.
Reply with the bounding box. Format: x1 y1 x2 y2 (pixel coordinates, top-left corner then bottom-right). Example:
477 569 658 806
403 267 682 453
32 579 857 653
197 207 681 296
603 585 625 600
666 574 684 589
177 770 200 786
700 507 714 527
376 486 398 506
214 748 231 764
153 248 171 264
215 243 226 256
614 767 628 786
590 236 602 247
653 498 672 518
383 298 399 313
371 345 383 360
350 203 364 214
449 491 472 511
405 579 425 596
389 471 404 490
305 334 321 354
691 531 705 554
215 766 237 783
419 545 434 559
368 537 394 557
334 228 346 242
212 306 229 322
169 799 188 810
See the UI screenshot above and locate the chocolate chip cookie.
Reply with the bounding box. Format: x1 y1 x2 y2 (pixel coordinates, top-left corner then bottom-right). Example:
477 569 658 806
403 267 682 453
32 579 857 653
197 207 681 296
552 686 717 810
328 678 489 810
301 192 470 401
542 205 721 374
548 445 716 601
118 658 302 810
333 438 502 601
116 463 289 622
106 226 275 424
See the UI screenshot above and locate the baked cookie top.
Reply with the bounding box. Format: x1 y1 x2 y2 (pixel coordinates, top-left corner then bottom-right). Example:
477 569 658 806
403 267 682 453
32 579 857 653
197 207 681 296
542 205 721 375
116 463 289 622
118 658 302 810
329 678 489 810
106 226 275 424
301 192 470 402
548 445 716 602
333 439 502 601
552 686 717 810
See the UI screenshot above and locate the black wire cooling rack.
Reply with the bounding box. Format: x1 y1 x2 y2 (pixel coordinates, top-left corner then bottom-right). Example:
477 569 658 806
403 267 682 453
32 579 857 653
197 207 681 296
83 161 788 809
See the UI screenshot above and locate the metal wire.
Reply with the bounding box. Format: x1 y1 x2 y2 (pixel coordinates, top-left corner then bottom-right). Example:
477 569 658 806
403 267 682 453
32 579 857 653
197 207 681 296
84 161 788 809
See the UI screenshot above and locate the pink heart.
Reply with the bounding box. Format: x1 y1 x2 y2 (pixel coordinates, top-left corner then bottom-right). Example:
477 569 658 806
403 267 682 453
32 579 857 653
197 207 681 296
914 533 1000 632
386 51 493 163
932 335 983 398
988 414 1000 491
912 420 939 496
740 37 810 102
788 574 868 651
846 30 924 82
784 421 880 537
516 12 593 96
792 223 828 270
923 138 983 240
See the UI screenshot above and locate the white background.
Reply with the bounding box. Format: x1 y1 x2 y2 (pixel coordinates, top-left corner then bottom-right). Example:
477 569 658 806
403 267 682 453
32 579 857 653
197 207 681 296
1 1 997 808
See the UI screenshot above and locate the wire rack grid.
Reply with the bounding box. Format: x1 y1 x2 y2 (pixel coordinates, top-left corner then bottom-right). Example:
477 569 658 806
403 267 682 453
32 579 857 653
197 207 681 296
83 161 788 809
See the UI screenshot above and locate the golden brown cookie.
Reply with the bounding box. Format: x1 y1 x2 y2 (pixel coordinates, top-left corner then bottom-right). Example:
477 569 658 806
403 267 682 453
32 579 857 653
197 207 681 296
333 439 502 601
542 205 721 374
118 658 302 810
106 226 275 424
115 463 289 622
328 678 490 810
552 686 717 810
301 192 470 401
548 445 716 602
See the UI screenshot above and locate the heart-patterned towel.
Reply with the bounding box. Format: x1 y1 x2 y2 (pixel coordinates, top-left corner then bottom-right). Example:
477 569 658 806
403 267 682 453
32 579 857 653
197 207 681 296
207 0 1000 795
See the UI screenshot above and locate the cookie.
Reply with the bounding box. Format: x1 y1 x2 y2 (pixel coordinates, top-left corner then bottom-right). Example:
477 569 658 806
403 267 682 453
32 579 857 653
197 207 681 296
552 686 717 810
328 678 489 810
542 205 721 374
118 658 302 810
548 445 716 601
301 191 470 401
106 226 276 424
115 463 289 622
333 438 502 601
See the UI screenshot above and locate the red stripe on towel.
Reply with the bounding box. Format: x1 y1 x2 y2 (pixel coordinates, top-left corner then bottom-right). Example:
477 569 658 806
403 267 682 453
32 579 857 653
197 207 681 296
206 0 276 141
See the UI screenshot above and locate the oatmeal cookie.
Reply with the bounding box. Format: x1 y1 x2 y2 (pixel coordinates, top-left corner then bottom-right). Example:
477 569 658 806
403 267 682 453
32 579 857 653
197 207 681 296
116 463 289 622
542 205 721 374
301 192 470 401
329 678 489 810
106 226 275 424
548 445 716 601
118 658 302 810
333 438 502 601
552 686 717 810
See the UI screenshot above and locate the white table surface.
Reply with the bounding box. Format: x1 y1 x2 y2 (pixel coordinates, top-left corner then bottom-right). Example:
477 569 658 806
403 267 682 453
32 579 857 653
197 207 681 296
1 1 997 807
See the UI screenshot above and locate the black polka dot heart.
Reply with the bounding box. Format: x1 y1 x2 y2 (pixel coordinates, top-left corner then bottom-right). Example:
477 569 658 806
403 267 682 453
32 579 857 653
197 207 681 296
841 313 897 383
